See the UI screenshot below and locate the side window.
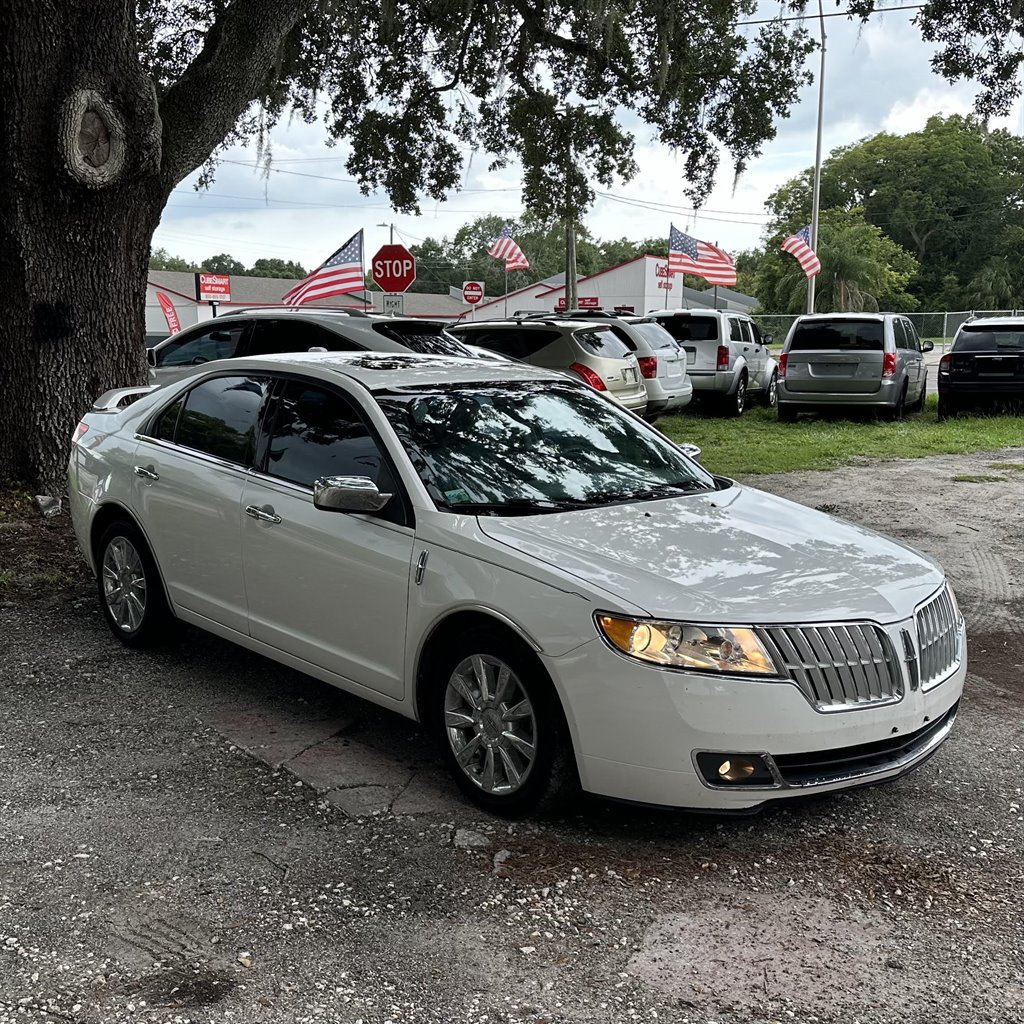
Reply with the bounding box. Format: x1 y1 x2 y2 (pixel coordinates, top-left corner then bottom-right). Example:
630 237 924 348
893 319 908 350
904 320 921 351
247 320 358 357
738 321 754 344
176 375 269 464
729 318 743 342
153 397 184 441
156 322 248 367
265 382 397 496
748 321 764 346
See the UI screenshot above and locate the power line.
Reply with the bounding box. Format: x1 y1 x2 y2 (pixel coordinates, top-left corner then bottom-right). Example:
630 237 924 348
736 3 925 27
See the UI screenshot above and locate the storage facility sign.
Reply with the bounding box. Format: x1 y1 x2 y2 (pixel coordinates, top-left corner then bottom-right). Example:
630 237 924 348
195 273 232 302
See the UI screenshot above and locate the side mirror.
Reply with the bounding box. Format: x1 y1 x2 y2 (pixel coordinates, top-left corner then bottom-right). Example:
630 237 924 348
679 443 702 463
313 475 393 514
921 340 934 353
763 335 774 346
146 348 157 367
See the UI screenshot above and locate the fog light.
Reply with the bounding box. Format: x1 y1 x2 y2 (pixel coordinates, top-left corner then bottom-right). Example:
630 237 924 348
718 757 755 781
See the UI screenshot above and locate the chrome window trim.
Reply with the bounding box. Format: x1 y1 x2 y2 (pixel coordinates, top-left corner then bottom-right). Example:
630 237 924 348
133 433 253 476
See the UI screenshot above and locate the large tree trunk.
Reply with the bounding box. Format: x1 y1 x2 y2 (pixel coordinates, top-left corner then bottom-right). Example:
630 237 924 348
0 2 166 491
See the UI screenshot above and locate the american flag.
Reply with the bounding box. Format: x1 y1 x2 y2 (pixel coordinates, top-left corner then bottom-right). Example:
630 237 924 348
780 225 821 278
667 225 737 286
487 224 530 271
282 231 364 304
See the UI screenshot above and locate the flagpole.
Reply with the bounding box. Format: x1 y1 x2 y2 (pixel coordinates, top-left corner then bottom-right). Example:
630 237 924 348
504 265 508 318
807 0 826 314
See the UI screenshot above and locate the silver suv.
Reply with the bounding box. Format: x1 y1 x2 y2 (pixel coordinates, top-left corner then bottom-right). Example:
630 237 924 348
148 308 473 385
777 313 932 421
449 318 649 414
548 311 692 421
648 309 778 416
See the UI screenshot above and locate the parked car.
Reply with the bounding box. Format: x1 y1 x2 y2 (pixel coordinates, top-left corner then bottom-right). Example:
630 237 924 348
647 309 779 416
147 308 474 384
448 318 649 414
70 352 965 817
538 311 692 421
938 317 1024 419
777 313 932 421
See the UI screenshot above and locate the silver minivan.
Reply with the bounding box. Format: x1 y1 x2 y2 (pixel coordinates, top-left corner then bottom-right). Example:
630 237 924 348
777 313 932 421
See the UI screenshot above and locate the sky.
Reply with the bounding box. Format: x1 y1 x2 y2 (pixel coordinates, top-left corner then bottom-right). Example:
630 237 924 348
153 5 1022 274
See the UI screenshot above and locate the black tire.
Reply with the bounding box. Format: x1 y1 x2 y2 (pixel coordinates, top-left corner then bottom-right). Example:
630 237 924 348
761 370 779 408
642 414 660 425
722 373 747 417
430 626 578 818
886 384 907 422
778 403 798 423
937 396 956 421
95 519 177 648
907 381 926 413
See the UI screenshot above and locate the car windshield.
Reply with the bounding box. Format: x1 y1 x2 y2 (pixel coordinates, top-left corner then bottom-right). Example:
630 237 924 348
376 381 716 514
372 322 472 357
657 316 719 342
953 327 1024 352
789 320 884 351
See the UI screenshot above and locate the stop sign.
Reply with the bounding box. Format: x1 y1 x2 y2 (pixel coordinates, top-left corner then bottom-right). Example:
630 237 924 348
463 281 484 305
371 244 416 293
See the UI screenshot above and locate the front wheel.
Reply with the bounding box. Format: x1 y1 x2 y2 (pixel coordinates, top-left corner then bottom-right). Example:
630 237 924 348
96 520 176 648
432 628 577 817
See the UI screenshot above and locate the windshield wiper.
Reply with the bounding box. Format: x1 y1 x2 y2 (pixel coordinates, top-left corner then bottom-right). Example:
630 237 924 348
583 480 714 505
443 497 591 516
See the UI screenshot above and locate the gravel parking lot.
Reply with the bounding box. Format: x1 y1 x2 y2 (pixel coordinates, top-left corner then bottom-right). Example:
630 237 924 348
1 449 1021 1024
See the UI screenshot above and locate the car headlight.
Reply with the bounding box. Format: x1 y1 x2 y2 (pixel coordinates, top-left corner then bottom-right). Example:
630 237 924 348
946 582 964 626
596 614 779 676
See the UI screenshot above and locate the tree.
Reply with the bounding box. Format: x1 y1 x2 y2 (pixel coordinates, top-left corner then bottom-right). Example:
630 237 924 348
963 257 1023 310
200 253 247 275
149 247 196 271
754 209 918 314
248 257 307 279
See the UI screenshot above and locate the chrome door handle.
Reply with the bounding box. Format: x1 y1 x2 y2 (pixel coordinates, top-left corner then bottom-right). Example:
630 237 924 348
244 504 281 524
133 465 159 481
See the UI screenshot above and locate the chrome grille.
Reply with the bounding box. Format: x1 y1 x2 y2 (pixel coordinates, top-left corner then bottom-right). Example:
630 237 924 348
915 586 961 689
761 624 904 711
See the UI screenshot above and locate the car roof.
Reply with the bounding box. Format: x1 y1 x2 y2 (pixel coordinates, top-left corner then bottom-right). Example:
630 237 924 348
209 350 568 390
648 308 728 317
958 316 1024 328
793 312 888 321
451 318 610 329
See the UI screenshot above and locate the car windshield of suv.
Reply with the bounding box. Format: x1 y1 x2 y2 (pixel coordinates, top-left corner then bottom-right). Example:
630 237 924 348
376 381 716 514
372 322 472 357
629 321 680 350
789 320 884 351
658 316 718 342
953 327 1024 351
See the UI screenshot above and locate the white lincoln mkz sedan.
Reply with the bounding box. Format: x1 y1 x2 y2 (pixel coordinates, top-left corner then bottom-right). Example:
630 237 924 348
69 352 966 816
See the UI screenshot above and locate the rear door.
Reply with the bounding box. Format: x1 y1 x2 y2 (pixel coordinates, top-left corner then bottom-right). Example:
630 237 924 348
898 319 924 399
783 319 886 394
655 314 720 372
746 320 769 387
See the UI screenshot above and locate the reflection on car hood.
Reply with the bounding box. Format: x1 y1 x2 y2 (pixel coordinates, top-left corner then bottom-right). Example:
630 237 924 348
476 485 944 623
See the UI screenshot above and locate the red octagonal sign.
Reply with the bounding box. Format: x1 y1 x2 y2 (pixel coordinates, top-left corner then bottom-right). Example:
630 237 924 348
371 244 416 293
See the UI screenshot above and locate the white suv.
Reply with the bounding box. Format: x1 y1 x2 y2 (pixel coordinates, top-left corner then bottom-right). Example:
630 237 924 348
648 309 779 416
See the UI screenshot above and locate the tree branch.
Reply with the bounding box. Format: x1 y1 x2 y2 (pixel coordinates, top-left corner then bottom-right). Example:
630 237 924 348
157 0 312 187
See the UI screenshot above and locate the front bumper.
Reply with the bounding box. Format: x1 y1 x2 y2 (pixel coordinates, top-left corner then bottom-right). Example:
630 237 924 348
544 617 966 810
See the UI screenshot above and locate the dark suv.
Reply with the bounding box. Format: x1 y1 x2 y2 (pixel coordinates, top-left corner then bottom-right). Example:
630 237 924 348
938 317 1024 419
148 308 472 384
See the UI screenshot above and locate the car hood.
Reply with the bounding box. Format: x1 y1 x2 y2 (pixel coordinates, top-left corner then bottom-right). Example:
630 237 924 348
476 484 943 624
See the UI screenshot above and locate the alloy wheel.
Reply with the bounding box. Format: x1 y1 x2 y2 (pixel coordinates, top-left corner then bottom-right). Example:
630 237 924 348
101 536 147 632
735 378 746 415
444 654 537 795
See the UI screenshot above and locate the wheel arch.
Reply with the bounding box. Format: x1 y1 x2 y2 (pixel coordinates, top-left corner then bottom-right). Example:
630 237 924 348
89 502 173 608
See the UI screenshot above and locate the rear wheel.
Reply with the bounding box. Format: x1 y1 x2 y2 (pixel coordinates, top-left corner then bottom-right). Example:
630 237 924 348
937 396 956 421
761 370 779 408
723 374 747 417
886 384 907 422
431 627 578 817
907 381 926 413
778 403 798 423
96 520 176 648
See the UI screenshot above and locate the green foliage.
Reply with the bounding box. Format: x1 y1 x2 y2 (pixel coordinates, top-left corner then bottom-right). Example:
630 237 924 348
763 115 1024 307
248 257 307 279
754 209 918 314
149 247 197 271
200 253 248 275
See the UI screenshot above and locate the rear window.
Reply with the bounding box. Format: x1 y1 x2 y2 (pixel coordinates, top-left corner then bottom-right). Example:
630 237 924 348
455 327 560 361
953 326 1024 352
656 316 719 343
628 321 680 351
372 321 471 357
572 326 631 359
789 320 884 352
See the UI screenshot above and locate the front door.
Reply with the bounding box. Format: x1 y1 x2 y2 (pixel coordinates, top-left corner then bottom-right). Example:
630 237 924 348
134 373 271 633
240 378 415 699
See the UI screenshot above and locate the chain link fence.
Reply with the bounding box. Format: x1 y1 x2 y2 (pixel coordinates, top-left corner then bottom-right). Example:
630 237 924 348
752 310 1022 351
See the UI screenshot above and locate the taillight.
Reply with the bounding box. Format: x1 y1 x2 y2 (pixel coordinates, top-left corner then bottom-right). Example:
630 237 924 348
569 362 607 391
716 345 730 371
72 422 89 444
778 352 788 379
882 352 897 378
939 353 951 375
637 356 658 379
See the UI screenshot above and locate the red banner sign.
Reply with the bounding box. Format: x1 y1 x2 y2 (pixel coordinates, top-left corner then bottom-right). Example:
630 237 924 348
156 292 181 334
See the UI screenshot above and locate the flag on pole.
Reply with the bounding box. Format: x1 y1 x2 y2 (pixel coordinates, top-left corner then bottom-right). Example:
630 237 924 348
667 225 737 285
487 224 530 271
282 231 364 304
155 292 181 335
780 225 821 278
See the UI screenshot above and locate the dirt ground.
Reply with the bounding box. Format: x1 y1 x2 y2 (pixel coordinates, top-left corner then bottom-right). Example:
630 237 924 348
0 448 1022 1024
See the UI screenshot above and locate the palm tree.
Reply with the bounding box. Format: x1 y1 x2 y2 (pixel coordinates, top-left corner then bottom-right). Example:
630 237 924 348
964 257 1021 310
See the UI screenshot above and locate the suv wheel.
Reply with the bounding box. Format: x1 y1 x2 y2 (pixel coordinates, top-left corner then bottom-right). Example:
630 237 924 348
762 370 779 408
778 404 798 423
723 374 747 417
886 383 907 422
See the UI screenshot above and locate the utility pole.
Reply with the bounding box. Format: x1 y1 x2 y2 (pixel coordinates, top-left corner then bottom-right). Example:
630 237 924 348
562 114 578 312
377 221 395 244
807 0 826 314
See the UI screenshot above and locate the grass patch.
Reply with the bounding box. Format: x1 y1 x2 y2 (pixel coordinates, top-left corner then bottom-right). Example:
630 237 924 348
990 462 1024 471
658 394 1024 477
951 474 1007 483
